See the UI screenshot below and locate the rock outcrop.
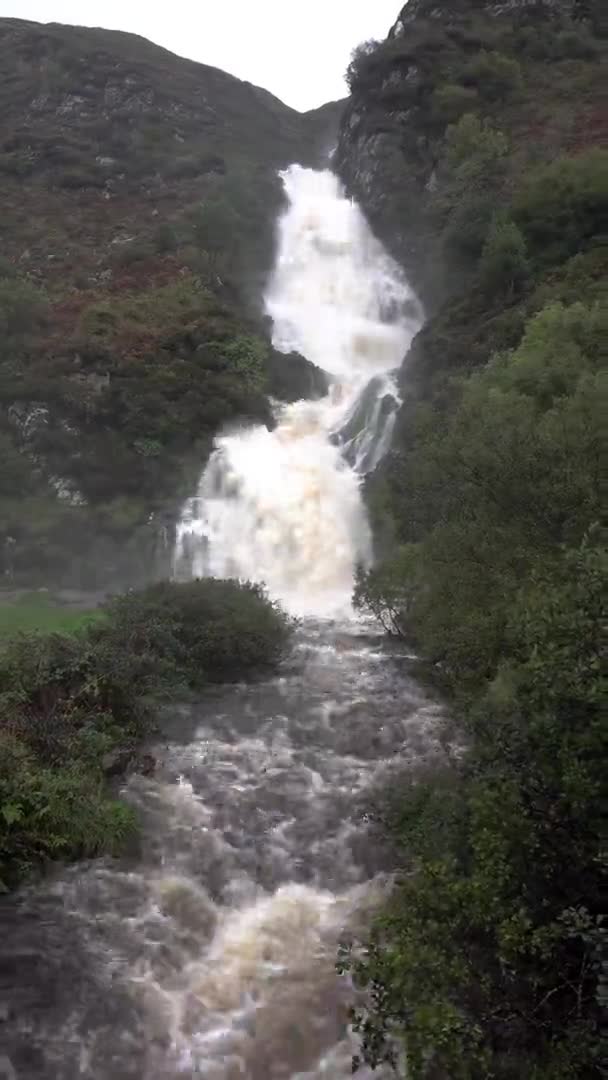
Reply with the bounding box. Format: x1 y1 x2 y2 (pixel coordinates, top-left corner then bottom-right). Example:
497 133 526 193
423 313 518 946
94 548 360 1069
336 0 604 311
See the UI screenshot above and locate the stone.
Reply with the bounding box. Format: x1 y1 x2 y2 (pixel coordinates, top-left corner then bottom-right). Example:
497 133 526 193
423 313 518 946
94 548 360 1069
101 747 134 776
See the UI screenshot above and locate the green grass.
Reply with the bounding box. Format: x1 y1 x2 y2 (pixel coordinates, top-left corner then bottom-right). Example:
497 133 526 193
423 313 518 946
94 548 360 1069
0 594 103 639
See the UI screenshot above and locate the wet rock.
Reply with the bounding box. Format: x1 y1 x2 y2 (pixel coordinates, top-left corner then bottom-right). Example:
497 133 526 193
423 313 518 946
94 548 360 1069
101 746 135 776
139 753 157 777
266 347 329 404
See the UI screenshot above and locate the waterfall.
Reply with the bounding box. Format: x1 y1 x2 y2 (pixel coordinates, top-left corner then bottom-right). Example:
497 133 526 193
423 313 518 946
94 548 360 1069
174 166 421 616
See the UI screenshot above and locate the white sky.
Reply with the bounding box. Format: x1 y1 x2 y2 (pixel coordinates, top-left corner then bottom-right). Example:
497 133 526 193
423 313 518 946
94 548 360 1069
0 0 402 111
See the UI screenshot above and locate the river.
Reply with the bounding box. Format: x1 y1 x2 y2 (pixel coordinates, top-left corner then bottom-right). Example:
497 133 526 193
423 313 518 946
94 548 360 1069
0 168 445 1079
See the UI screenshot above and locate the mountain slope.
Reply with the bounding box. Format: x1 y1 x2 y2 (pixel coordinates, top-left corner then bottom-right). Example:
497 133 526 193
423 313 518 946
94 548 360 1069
0 19 342 587
0 17 338 292
337 0 606 312
336 2 606 1076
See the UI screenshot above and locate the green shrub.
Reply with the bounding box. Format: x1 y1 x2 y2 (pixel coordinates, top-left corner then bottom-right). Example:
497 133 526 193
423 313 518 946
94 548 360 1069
347 539 605 1079
0 579 290 888
99 578 291 688
0 275 48 339
356 298 602 682
80 278 210 344
513 148 608 266
110 240 155 268
56 165 106 189
345 39 381 92
154 221 179 253
444 112 509 179
479 213 529 297
439 114 509 260
0 431 37 498
0 733 135 890
189 194 240 261
431 83 479 126
460 50 523 103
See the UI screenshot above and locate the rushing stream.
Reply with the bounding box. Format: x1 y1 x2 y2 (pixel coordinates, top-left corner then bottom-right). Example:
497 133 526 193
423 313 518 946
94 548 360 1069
0 169 445 1079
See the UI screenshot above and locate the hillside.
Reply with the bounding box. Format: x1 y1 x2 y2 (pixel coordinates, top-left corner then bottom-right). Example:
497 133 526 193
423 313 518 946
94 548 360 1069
335 1 606 1076
337 0 606 312
0 19 342 586
0 18 334 292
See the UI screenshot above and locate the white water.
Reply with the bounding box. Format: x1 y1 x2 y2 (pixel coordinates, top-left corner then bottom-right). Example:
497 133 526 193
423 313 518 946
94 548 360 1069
174 166 421 616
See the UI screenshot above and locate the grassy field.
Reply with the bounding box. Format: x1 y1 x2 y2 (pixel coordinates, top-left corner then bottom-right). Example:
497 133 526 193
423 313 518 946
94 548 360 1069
0 593 103 639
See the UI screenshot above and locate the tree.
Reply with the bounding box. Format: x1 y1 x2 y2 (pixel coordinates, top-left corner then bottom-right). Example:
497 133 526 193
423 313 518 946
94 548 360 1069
479 214 529 297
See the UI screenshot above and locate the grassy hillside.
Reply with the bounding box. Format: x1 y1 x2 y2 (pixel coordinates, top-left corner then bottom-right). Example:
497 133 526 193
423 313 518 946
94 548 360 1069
0 19 341 587
337 2 606 1076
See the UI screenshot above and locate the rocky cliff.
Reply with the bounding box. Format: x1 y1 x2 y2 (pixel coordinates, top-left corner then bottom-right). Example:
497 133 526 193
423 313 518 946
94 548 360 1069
336 0 606 312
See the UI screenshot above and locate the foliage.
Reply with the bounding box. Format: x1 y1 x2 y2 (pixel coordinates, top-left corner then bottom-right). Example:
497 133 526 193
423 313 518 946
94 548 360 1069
345 40 381 93
431 82 478 125
79 278 211 346
98 578 291 689
460 49 523 103
360 298 602 684
0 274 48 341
438 114 510 259
2 282 274 513
479 213 529 297
348 541 605 1079
0 579 291 888
0 733 135 890
513 148 608 267
347 13 606 1067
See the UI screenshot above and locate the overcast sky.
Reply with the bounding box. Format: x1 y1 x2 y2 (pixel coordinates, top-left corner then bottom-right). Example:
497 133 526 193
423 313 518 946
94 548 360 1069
1 0 403 111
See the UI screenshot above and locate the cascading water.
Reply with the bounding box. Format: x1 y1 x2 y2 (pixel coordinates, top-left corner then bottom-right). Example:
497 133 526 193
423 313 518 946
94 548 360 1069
0 169 448 1080
174 166 421 616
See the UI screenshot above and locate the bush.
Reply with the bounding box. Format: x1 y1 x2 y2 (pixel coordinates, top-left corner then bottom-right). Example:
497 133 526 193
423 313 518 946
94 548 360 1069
461 50 523 103
439 114 509 260
351 294 604 1075
345 39 381 92
0 732 135 889
189 194 240 263
109 240 155 268
154 221 178 253
0 579 290 887
56 165 106 189
431 83 479 126
479 213 529 297
347 539 605 1079
358 298 602 680
99 578 291 688
444 113 509 178
0 275 48 340
513 148 608 266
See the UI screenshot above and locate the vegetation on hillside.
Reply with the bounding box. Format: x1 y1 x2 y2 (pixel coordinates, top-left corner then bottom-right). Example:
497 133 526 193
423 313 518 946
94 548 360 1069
0 579 290 891
341 3 606 1077
339 0 605 310
0 18 337 587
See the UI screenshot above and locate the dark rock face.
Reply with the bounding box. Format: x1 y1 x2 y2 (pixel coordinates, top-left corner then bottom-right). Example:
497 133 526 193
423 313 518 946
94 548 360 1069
266 348 329 404
390 0 574 36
